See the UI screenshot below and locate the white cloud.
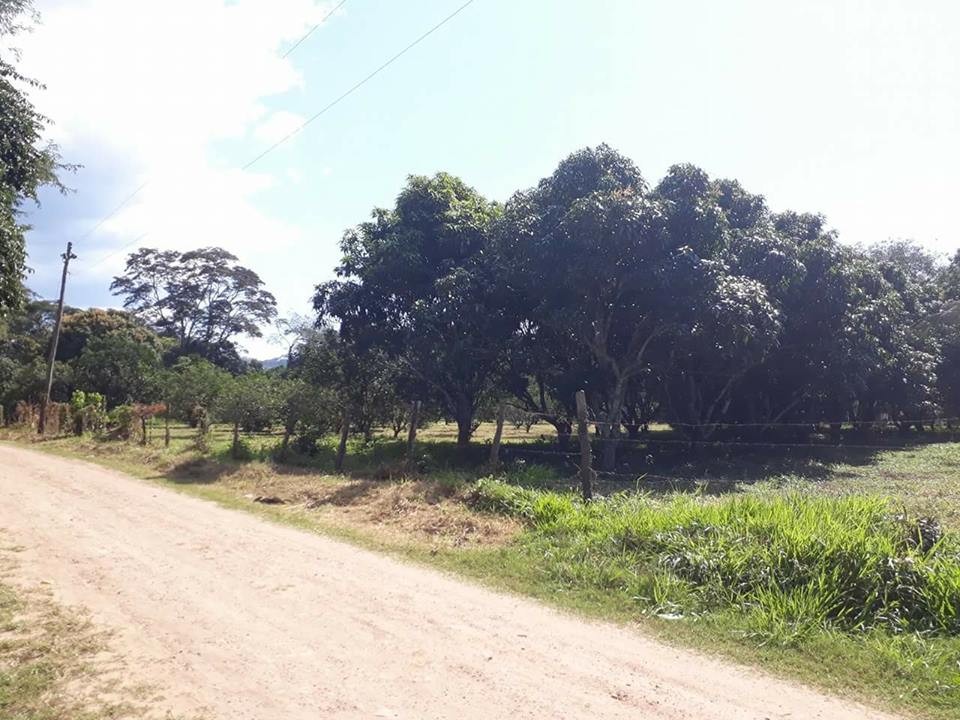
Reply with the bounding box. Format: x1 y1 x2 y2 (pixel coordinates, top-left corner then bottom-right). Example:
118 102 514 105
19 0 341 277
254 110 308 145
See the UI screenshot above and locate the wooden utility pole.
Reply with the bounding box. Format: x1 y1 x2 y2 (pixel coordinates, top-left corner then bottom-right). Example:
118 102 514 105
575 390 594 501
38 242 76 435
406 400 421 457
488 401 505 470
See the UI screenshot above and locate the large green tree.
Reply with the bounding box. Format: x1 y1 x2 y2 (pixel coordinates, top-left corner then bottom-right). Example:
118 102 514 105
57 307 167 362
0 0 71 316
73 334 163 407
316 173 509 446
110 247 277 369
497 147 782 465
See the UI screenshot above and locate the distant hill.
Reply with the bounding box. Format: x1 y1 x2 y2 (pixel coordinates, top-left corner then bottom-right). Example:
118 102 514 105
261 356 288 370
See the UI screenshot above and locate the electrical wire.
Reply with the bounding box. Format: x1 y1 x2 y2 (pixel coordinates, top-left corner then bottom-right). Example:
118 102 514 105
241 0 476 171
282 0 348 58
84 0 477 269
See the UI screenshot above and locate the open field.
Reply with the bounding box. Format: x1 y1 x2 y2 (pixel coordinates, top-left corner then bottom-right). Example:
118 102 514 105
3 423 960 718
103 419 960 528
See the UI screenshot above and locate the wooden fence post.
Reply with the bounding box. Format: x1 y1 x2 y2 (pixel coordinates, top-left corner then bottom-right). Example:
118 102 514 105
335 408 350 472
575 390 594 501
406 400 421 457
489 401 505 470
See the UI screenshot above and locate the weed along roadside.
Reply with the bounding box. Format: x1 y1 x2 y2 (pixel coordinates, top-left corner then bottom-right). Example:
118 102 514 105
3 424 960 720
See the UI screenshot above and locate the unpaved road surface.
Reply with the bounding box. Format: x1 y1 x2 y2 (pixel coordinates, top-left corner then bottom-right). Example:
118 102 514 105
0 444 896 719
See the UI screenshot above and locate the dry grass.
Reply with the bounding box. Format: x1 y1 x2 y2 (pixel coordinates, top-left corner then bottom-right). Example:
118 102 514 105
0 427 522 549
0 543 192 720
215 464 521 548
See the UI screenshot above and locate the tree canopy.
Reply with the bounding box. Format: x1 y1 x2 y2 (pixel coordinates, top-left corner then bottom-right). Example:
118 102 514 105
0 0 71 316
110 246 277 369
3 141 960 460
316 172 510 446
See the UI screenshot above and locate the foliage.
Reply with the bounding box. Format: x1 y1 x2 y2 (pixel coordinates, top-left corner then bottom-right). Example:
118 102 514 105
275 377 337 458
73 334 162 407
162 356 231 423
110 246 277 369
68 389 105 435
473 480 960 638
0 0 72 316
290 325 410 442
106 404 136 440
57 307 166 362
316 173 509 446
220 372 282 433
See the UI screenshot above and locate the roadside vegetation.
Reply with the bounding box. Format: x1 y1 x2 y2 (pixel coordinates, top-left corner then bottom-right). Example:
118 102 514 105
4 421 960 719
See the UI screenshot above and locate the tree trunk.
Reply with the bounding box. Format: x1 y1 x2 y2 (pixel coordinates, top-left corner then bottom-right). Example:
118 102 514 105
232 421 240 459
164 413 171 447
454 398 474 448
140 417 148 446
488 402 505 470
575 390 594 501
829 422 842 442
279 425 292 461
406 400 421 458
554 420 572 449
335 409 350 472
601 377 628 471
456 415 473 448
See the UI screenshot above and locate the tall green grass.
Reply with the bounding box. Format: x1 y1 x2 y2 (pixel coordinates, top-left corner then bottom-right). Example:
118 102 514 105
472 480 960 643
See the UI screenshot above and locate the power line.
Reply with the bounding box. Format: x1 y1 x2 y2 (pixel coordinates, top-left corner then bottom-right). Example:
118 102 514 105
89 232 150 271
241 0 477 171
69 2 348 250
282 0 348 58
86 0 477 269
77 181 150 243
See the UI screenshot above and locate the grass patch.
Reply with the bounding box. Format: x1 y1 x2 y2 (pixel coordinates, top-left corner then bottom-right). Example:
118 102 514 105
471 480 960 717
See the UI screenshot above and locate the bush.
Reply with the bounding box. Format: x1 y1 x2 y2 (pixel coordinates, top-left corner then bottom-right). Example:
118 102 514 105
106 405 136 440
69 391 106 436
471 481 960 639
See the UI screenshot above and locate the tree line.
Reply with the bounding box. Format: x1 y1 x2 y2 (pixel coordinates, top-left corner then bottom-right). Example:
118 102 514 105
316 145 960 466
2 0 958 468
4 146 960 468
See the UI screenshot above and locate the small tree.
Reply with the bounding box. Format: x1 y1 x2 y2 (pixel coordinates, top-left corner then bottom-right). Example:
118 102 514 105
69 390 106 436
164 357 231 426
276 378 336 460
220 373 281 459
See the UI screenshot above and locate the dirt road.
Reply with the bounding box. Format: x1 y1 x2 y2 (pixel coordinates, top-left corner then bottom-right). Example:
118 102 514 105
0 444 895 719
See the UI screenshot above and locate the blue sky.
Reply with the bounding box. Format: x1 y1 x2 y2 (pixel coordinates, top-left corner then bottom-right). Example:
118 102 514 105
18 0 960 358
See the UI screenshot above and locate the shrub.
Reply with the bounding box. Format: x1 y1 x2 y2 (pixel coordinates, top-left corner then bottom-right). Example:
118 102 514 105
107 405 136 440
471 481 960 638
69 391 106 435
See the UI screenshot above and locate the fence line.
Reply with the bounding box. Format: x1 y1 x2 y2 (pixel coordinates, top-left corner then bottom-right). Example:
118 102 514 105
503 409 960 430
